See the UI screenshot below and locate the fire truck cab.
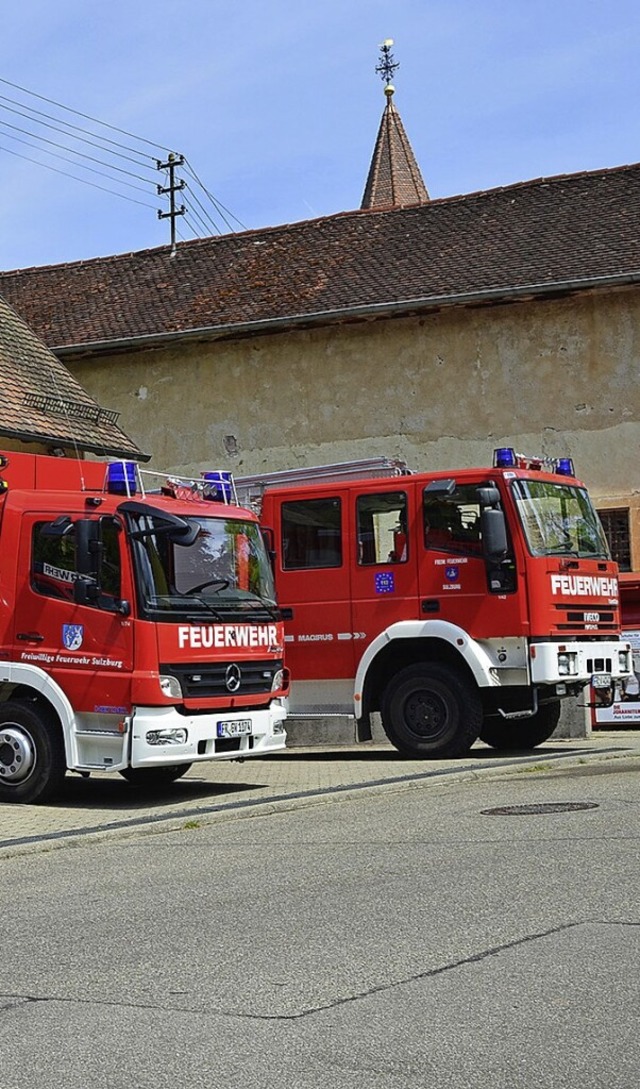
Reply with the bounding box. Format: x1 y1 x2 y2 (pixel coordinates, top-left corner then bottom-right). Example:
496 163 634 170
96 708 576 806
0 452 289 804
238 452 632 759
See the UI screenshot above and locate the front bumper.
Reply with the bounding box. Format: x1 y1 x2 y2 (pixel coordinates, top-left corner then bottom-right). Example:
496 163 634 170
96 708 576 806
129 702 287 768
529 639 633 686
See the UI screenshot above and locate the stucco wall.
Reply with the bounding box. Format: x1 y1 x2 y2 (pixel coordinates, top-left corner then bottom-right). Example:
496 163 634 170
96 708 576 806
67 285 640 508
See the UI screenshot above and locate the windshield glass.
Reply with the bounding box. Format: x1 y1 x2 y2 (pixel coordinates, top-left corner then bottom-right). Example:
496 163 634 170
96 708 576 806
127 512 277 620
511 479 610 559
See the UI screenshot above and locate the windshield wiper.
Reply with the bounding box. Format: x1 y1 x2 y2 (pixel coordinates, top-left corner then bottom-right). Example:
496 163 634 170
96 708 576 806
238 596 280 621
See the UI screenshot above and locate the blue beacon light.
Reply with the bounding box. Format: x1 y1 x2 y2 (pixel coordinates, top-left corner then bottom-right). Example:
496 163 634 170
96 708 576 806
555 458 575 477
107 461 138 495
493 447 517 468
201 471 234 502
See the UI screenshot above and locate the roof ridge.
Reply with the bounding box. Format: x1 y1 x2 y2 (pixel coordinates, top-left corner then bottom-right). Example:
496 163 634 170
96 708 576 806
1 159 639 282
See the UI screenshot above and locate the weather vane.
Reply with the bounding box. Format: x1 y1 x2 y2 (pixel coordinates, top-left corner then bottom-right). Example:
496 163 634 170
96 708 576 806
375 39 399 87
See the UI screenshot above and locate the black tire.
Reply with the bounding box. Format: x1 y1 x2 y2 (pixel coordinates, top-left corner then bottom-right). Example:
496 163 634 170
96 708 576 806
119 764 192 786
480 700 562 750
0 700 66 804
381 663 482 758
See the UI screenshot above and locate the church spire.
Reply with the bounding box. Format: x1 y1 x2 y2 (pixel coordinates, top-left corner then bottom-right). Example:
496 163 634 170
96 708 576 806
361 40 430 210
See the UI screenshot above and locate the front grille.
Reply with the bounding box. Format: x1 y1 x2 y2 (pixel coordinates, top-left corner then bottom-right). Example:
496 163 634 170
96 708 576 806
554 607 617 633
161 659 282 699
566 611 615 623
586 657 612 673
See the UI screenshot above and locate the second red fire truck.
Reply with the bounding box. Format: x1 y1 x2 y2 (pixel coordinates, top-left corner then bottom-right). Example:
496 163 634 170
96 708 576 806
238 451 632 758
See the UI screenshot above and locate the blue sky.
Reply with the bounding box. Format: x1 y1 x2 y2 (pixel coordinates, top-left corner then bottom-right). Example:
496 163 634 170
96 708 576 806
1 0 639 271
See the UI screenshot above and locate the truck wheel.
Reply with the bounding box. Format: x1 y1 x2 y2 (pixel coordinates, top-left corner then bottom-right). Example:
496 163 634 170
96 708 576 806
119 764 192 786
480 700 562 750
0 701 66 804
381 664 482 758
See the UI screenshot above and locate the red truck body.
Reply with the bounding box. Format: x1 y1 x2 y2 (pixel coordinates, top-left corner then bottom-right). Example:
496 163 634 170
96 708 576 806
0 452 288 803
238 452 632 758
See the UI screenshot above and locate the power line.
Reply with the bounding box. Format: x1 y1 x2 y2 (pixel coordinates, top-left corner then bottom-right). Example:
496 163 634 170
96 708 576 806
0 115 157 185
0 143 157 209
0 126 156 196
183 181 223 235
0 75 171 154
184 158 247 231
0 93 157 168
0 78 247 247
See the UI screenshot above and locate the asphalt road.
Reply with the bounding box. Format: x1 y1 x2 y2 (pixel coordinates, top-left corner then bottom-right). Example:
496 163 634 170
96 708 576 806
1 748 639 1088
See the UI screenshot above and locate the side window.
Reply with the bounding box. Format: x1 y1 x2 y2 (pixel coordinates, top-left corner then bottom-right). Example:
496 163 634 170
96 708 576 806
32 522 79 600
281 498 342 570
424 485 483 556
357 491 408 565
31 520 122 602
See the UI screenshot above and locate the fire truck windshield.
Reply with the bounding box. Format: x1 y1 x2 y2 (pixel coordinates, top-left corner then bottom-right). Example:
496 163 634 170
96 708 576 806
126 512 277 620
510 479 610 559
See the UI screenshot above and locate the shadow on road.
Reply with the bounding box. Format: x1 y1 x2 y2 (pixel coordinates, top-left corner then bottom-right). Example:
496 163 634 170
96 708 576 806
45 774 266 812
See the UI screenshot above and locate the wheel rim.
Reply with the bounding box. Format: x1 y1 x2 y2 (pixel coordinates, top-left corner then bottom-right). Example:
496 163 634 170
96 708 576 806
0 725 37 785
403 687 452 742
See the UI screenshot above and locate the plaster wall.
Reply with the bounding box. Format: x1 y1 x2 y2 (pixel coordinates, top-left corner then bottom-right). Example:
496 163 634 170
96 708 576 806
68 286 640 507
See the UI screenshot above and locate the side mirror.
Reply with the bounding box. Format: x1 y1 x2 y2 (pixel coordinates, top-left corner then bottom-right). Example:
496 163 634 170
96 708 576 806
477 485 501 508
75 519 103 576
481 508 508 559
261 526 276 570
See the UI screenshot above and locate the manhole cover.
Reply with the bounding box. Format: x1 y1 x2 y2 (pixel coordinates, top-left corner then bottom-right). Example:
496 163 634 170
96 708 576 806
481 801 599 816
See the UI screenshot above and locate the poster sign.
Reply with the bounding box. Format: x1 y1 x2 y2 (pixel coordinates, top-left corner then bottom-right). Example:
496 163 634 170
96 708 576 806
592 628 640 727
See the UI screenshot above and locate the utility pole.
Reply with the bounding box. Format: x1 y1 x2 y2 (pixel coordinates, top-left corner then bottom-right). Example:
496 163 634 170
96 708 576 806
156 153 186 254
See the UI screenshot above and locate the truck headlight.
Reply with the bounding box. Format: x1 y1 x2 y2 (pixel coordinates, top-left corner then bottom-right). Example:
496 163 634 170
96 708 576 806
271 667 290 693
146 728 188 746
159 674 183 699
557 652 578 676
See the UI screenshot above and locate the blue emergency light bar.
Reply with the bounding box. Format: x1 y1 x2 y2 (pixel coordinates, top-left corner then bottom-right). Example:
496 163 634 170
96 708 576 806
492 449 575 477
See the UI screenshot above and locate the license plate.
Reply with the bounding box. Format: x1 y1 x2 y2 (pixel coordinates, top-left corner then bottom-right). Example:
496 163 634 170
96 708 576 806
591 673 612 689
216 719 252 739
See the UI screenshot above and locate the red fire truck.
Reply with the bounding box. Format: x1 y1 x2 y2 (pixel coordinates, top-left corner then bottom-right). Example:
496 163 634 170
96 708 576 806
237 451 632 759
0 451 289 804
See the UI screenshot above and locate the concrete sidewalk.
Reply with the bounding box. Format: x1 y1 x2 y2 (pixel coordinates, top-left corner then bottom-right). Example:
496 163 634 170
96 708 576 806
1 731 638 858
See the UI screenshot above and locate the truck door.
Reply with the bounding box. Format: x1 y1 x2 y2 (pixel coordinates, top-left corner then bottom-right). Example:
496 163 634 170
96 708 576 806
269 490 353 713
349 484 420 648
12 513 135 714
417 481 523 638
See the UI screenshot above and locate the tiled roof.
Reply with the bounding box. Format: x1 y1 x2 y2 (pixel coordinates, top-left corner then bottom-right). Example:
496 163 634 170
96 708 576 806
2 162 640 353
0 295 146 458
361 90 429 209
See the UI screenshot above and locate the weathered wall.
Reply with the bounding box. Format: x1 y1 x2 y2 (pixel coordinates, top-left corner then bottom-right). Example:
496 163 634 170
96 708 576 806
68 283 640 523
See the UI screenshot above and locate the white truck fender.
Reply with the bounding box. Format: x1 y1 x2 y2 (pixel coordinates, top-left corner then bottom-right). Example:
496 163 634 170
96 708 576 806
0 662 77 761
352 619 499 718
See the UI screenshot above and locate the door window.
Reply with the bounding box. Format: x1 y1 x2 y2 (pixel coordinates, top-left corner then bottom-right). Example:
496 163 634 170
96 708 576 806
357 491 408 564
281 498 342 570
31 520 122 603
423 486 483 556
